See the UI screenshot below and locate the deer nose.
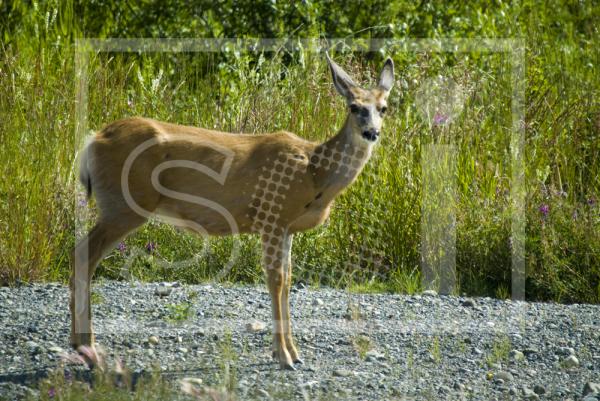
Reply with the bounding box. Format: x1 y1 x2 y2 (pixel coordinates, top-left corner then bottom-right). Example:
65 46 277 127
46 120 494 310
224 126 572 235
362 129 379 141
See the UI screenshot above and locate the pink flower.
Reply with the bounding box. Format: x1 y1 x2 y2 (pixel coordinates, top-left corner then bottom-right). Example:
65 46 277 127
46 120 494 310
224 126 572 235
433 113 449 125
145 241 157 253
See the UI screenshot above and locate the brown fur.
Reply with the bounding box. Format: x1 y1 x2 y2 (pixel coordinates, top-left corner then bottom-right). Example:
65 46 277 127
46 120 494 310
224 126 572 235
70 56 393 370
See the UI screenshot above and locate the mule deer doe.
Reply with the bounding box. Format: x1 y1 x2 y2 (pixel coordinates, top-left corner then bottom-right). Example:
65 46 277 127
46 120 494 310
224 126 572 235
71 54 394 370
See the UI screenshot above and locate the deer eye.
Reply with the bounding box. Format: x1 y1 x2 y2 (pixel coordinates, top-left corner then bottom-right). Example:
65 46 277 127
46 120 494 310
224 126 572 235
379 106 388 115
350 104 360 114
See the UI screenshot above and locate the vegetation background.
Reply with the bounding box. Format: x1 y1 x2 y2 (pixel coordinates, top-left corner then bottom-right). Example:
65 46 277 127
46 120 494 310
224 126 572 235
0 0 598 303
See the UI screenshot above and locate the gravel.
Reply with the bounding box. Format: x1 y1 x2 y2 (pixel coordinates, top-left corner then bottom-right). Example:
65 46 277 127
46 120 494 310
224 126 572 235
0 280 600 400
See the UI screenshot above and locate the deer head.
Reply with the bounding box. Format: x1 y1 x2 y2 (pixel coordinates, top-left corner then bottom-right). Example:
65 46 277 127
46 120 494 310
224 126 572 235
326 53 394 143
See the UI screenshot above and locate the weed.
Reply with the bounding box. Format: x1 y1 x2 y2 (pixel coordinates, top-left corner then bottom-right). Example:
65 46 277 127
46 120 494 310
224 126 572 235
352 335 373 360
165 301 194 323
486 335 512 367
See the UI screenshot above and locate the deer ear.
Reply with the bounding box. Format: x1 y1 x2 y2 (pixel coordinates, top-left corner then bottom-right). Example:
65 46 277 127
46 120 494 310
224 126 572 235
378 57 394 93
326 52 356 100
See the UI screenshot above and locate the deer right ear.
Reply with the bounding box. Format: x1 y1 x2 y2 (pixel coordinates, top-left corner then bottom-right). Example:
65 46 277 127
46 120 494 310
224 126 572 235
326 52 356 100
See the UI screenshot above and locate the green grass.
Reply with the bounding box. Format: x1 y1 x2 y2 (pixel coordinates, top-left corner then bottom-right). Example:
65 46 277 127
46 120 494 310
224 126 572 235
352 335 373 360
165 301 194 323
485 335 512 367
0 1 599 304
429 336 442 364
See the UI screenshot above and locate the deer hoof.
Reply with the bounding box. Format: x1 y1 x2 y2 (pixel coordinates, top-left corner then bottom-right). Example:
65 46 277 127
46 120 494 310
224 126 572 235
293 357 304 365
281 362 296 371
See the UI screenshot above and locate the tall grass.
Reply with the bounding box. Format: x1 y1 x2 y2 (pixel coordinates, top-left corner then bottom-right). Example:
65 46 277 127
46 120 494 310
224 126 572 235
0 1 598 303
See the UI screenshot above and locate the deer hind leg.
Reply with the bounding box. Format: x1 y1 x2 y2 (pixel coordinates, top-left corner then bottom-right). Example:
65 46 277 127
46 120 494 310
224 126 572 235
281 234 301 364
70 213 146 350
262 231 295 370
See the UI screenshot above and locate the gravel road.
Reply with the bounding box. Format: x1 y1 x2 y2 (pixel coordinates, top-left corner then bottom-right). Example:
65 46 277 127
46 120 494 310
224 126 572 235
0 281 599 400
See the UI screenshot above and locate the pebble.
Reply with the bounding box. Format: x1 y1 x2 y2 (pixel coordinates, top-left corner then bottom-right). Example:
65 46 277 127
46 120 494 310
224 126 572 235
533 384 546 394
523 347 539 356
365 350 386 361
583 382 600 396
495 371 514 382
422 290 438 297
509 350 525 361
557 346 576 356
461 299 476 307
148 335 160 345
154 285 172 297
245 321 267 333
438 385 451 393
333 369 352 377
48 346 64 354
453 382 465 391
312 298 324 306
523 387 540 400
563 355 579 368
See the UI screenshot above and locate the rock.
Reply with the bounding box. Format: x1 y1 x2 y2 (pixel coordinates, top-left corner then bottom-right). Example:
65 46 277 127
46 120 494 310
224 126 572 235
438 385 451 394
154 285 172 297
422 290 438 297
583 382 600 396
523 347 539 357
495 371 513 382
523 387 540 400
509 387 518 395
461 299 476 307
557 346 575 356
147 349 154 356
453 382 465 391
148 335 159 345
562 355 579 368
312 298 324 306
181 377 203 385
509 350 525 361
245 321 266 333
533 384 546 395
177 347 188 354
25 341 40 354
48 346 64 354
295 281 308 290
365 350 386 361
333 369 352 377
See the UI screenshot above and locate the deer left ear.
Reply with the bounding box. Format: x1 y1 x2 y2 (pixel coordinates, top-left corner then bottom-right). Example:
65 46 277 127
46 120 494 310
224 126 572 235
378 58 394 93
326 52 357 100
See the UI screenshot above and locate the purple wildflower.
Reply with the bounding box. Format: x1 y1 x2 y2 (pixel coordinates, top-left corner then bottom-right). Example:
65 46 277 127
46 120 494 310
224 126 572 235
587 197 596 206
433 113 449 125
539 204 550 217
145 241 157 253
48 387 56 398
117 242 127 254
78 198 87 207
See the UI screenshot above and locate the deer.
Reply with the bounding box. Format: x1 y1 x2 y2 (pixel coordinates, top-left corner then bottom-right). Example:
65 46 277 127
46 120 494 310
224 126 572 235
70 53 394 370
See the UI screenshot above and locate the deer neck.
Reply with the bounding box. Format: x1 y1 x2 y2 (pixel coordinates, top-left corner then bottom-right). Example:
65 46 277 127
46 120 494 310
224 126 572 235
310 114 374 194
